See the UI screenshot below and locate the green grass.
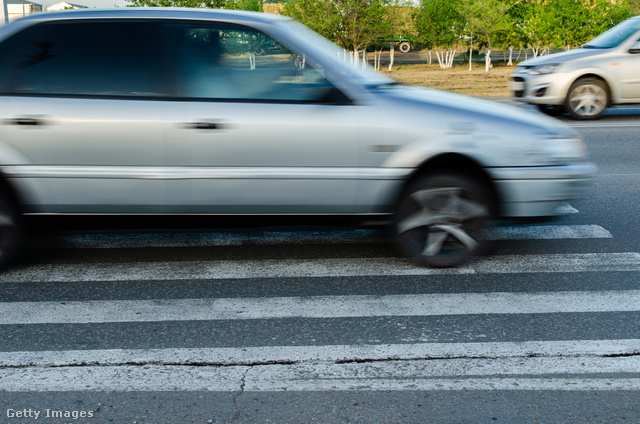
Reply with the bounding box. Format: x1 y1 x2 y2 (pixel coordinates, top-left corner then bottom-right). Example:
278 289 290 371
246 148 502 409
383 61 514 97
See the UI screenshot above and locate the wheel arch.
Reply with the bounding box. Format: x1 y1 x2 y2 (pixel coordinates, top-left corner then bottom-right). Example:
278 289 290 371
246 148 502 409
396 153 500 216
568 73 613 106
0 171 28 215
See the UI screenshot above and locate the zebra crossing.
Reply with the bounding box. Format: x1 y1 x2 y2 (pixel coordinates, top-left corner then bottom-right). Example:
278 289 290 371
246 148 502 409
1 203 639 396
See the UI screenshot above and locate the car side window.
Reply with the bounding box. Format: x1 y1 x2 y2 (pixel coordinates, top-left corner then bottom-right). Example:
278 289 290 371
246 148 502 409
166 22 346 103
0 21 167 98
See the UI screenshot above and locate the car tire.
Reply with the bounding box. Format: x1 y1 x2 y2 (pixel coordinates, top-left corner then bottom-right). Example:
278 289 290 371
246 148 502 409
393 173 493 268
0 187 22 268
565 78 609 120
399 42 411 53
537 104 565 116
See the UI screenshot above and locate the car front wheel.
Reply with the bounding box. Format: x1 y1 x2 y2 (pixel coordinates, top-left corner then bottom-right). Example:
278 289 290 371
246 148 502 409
565 78 609 120
393 173 493 268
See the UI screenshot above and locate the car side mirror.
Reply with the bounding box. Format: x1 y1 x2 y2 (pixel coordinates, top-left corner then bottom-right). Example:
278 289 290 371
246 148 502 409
629 41 640 54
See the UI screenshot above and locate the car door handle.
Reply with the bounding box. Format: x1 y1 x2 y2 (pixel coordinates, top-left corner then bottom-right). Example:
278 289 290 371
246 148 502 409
186 122 219 130
8 117 47 126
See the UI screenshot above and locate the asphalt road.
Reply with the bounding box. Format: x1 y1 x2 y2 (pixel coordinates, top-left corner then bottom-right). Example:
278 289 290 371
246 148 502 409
1 102 640 423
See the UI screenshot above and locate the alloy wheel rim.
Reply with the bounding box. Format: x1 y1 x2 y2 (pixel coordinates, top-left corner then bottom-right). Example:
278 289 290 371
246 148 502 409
569 84 607 117
397 187 489 257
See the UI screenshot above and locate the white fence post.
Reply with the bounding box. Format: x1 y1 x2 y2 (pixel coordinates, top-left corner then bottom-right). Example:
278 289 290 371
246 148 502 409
1 0 9 24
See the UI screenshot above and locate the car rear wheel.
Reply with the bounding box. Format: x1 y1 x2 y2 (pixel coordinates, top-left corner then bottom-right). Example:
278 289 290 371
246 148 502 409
0 188 22 268
565 78 609 120
393 173 492 268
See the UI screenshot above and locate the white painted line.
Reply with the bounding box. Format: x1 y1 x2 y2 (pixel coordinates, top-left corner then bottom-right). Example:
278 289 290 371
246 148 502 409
556 203 579 214
0 365 247 392
2 357 640 392
2 339 639 368
569 122 640 129
0 253 638 284
487 225 612 240
3 289 640 325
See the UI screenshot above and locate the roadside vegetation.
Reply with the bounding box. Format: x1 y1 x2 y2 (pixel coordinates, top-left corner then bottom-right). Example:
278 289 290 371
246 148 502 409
384 61 513 97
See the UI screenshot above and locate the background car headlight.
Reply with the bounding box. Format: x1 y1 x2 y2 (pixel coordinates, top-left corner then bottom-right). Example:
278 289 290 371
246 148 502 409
527 64 560 75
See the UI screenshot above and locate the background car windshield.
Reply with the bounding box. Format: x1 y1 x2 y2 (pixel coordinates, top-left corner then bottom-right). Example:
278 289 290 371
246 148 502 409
583 18 640 49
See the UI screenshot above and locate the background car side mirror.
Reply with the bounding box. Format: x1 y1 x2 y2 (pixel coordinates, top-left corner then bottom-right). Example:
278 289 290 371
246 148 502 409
629 41 640 54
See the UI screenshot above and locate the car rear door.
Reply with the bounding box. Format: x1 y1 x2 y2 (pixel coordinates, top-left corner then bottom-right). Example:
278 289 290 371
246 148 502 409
0 20 170 213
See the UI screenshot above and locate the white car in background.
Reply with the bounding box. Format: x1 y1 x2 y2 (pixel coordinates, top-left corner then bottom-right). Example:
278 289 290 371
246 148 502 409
0 8 596 267
512 15 640 119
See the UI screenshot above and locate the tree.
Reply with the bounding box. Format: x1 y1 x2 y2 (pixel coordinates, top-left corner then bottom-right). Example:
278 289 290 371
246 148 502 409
496 1 531 65
457 0 515 72
628 0 640 14
414 0 466 68
282 0 394 60
126 0 261 11
281 0 341 41
510 0 555 57
504 0 631 59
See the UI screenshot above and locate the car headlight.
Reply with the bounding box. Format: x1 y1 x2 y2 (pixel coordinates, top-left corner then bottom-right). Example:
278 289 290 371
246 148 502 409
523 137 588 165
527 64 560 75
544 137 588 164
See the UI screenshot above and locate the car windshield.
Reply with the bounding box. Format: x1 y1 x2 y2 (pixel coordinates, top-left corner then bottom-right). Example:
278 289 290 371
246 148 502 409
583 18 640 49
279 18 394 88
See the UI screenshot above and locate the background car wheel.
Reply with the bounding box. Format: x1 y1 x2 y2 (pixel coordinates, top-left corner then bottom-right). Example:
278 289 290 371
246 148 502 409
565 78 609 120
393 173 493 268
537 104 565 116
0 188 22 268
399 42 411 53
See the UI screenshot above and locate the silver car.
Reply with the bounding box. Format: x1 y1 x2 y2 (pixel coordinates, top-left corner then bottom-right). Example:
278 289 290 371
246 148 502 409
0 8 595 267
511 15 640 120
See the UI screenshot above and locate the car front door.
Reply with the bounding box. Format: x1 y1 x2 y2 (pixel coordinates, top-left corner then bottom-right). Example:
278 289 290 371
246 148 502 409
617 35 640 101
161 22 359 214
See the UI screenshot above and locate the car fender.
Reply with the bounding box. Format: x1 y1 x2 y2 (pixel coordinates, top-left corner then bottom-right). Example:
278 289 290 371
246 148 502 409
564 64 618 103
367 135 498 212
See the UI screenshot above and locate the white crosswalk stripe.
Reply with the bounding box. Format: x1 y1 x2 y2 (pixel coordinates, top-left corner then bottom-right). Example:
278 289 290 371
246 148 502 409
2 205 639 394
0 253 636 283
3 289 640 324
3 358 640 392
3 339 640 368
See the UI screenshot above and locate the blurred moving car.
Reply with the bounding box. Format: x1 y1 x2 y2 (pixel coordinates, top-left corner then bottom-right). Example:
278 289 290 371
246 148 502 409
0 9 595 267
511 15 640 120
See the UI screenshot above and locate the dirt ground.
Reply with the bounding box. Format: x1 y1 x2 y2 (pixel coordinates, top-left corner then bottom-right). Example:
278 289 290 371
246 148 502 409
381 62 515 97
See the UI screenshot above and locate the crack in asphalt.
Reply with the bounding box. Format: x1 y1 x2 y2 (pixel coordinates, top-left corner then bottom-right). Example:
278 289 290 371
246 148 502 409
2 351 640 369
231 368 249 423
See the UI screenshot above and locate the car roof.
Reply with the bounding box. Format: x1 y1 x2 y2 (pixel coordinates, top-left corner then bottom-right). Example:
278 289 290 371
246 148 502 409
13 7 291 26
